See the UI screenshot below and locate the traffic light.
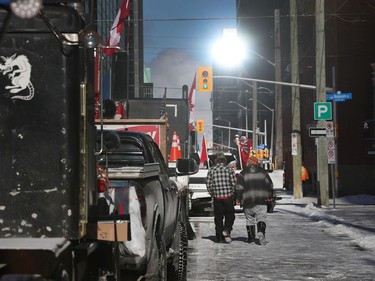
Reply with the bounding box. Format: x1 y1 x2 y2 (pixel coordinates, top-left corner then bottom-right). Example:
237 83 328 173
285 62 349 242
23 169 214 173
198 66 213 92
196 120 205 133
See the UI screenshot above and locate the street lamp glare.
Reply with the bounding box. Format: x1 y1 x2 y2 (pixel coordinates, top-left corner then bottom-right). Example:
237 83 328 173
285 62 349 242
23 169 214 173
212 37 247 68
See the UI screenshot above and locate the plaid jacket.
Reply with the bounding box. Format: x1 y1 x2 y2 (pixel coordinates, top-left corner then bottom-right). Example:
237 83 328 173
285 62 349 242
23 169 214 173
206 163 236 199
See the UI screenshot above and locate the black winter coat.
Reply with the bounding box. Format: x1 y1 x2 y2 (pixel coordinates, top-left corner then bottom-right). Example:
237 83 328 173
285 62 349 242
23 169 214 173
235 165 274 206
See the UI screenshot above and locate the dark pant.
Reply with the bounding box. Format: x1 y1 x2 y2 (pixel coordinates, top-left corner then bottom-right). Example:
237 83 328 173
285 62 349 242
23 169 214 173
213 197 235 237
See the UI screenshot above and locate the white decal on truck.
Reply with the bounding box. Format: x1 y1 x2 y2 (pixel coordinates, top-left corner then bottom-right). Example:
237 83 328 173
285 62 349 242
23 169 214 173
0 54 34 100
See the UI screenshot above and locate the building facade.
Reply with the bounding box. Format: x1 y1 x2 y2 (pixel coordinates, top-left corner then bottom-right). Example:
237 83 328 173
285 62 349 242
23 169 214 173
233 0 375 195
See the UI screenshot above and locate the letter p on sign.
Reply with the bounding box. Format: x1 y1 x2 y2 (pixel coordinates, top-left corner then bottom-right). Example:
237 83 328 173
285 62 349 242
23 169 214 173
314 102 332 120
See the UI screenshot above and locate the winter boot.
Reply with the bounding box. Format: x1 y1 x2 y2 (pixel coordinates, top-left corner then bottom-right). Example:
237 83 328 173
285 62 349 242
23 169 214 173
216 232 225 243
257 221 267 245
222 230 232 243
246 225 256 243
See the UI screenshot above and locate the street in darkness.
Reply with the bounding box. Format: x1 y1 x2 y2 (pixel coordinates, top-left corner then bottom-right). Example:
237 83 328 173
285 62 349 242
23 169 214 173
187 195 375 281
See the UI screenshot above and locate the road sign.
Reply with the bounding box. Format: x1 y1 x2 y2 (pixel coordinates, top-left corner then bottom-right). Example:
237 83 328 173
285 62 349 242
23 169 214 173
309 127 326 137
327 137 336 164
291 132 297 155
326 91 352 102
314 102 332 120
326 121 334 138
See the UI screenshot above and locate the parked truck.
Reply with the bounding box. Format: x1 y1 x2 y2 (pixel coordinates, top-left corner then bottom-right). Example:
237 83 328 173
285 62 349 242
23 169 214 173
0 4 198 280
94 130 197 280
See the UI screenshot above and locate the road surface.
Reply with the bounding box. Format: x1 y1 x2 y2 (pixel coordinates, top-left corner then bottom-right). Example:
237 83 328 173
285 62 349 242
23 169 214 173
186 196 375 281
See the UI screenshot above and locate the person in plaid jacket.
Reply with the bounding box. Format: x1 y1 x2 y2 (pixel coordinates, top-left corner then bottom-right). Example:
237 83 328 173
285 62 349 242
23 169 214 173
206 153 236 243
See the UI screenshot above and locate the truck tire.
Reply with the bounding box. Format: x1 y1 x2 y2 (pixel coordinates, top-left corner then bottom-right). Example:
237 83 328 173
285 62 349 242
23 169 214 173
167 220 188 281
177 221 188 280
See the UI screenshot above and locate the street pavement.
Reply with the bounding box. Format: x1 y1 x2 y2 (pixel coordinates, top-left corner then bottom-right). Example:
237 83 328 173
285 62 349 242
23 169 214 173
186 194 375 281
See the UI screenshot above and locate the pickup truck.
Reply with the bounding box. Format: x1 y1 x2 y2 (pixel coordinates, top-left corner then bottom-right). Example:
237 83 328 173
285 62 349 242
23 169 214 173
95 130 198 280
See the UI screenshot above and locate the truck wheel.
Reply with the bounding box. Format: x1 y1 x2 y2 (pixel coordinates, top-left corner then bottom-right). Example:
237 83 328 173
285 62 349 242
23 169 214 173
167 220 188 281
177 221 188 280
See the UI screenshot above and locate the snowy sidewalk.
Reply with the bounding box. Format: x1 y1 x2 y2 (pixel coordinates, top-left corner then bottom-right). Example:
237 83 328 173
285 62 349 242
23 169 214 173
278 194 375 251
187 194 375 280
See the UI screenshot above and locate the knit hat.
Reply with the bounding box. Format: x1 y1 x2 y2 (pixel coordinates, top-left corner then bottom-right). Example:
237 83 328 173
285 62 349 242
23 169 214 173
247 156 259 166
215 153 227 165
216 153 226 159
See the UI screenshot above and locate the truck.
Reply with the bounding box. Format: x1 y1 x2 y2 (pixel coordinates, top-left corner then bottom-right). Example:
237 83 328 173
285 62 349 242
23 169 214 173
0 4 198 280
94 130 198 280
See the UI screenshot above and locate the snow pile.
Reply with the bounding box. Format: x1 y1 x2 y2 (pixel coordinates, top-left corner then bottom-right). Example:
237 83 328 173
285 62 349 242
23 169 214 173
280 194 375 251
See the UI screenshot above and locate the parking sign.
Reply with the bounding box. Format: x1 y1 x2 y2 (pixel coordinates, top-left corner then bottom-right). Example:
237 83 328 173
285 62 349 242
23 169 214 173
314 102 332 120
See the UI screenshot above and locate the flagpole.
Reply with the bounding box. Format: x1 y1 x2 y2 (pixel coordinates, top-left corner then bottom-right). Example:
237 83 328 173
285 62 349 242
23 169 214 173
205 134 209 169
235 135 243 170
188 74 197 154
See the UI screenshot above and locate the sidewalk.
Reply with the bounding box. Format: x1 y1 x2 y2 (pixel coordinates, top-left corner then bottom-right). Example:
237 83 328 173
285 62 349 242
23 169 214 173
187 194 375 280
278 193 375 251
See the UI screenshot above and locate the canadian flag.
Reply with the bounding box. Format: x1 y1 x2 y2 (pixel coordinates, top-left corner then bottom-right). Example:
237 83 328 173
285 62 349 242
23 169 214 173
188 73 196 131
103 0 130 57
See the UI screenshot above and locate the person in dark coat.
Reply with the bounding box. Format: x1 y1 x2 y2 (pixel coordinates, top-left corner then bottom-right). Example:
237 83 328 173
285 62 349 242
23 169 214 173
235 156 273 245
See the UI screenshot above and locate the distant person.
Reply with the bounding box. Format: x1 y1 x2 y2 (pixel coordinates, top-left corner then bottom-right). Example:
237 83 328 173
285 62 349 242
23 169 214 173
235 156 273 245
301 164 309 181
228 160 238 171
301 164 310 195
206 153 236 243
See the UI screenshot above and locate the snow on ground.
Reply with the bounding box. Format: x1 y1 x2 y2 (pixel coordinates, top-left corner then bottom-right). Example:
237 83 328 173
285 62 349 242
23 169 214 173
279 194 375 251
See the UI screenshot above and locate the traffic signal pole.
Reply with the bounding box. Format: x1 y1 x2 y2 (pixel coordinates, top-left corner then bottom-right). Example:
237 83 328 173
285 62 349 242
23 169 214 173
213 76 317 90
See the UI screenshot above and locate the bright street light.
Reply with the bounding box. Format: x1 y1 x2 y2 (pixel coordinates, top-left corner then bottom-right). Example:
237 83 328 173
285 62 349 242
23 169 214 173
212 28 247 68
228 101 248 138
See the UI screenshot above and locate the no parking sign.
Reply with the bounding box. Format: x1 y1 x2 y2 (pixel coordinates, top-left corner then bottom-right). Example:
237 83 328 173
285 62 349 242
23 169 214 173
326 122 336 164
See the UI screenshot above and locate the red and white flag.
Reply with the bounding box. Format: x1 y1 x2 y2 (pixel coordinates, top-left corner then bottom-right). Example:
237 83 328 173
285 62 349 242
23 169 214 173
103 0 130 57
200 135 209 168
188 73 196 131
239 136 253 168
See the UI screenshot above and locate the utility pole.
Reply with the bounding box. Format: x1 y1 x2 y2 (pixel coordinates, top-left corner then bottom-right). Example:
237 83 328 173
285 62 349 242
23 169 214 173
274 9 283 170
252 81 258 149
290 0 303 199
316 0 329 207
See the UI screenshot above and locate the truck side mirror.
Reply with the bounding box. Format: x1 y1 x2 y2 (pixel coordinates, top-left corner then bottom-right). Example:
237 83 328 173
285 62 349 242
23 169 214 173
176 158 199 175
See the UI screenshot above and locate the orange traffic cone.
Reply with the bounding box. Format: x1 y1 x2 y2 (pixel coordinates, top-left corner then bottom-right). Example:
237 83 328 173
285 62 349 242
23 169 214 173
177 135 182 159
169 131 179 161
